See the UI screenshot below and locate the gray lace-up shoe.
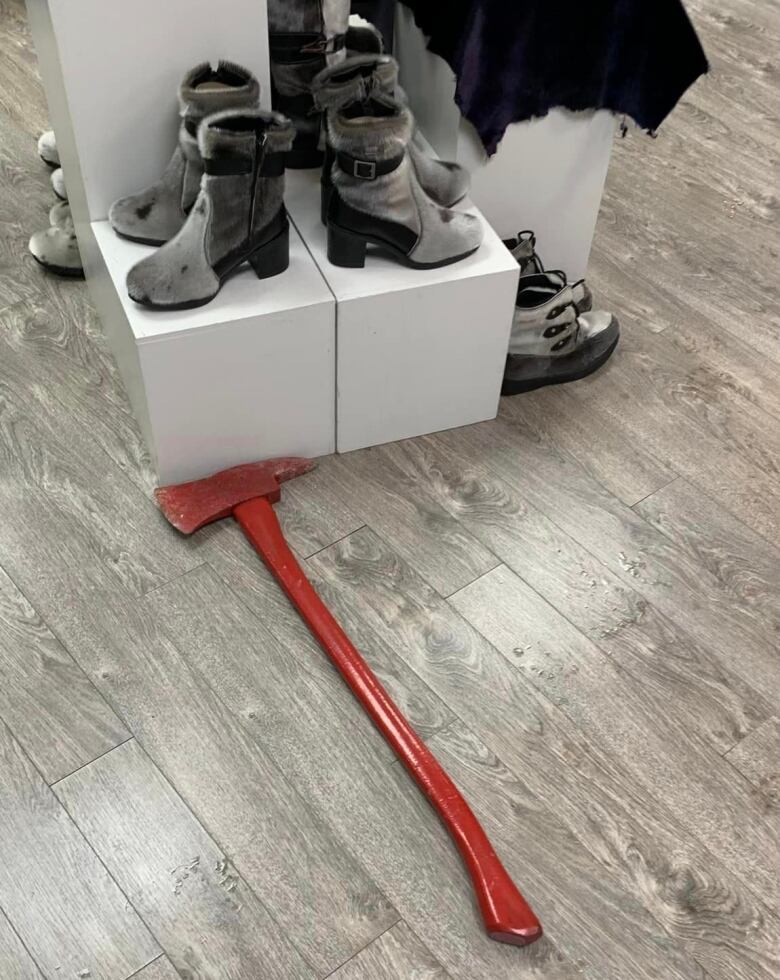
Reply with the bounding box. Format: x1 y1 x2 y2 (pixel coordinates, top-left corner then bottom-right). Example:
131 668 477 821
126 109 294 310
325 95 482 269
109 62 260 246
502 272 619 395
314 54 470 223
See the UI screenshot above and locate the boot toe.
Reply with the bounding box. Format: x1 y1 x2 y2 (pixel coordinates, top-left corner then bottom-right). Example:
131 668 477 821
37 130 59 167
109 193 180 245
578 309 617 341
126 244 219 309
29 227 83 275
50 167 67 201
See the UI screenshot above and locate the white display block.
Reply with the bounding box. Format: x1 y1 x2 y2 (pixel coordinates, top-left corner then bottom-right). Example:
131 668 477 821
394 6 616 281
88 220 336 485
286 170 518 455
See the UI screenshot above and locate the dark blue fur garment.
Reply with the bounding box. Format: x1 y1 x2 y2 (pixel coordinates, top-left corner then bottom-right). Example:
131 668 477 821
397 0 709 154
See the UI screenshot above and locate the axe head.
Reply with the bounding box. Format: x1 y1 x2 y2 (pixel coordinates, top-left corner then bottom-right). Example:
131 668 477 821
155 457 316 534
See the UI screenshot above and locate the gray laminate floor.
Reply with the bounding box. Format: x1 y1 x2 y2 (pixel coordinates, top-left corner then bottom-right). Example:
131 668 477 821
0 0 778 977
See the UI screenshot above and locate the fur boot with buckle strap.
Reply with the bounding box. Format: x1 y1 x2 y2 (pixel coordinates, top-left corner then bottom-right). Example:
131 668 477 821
110 62 260 246
325 94 482 269
502 272 619 395
313 54 470 224
126 110 293 310
267 0 350 168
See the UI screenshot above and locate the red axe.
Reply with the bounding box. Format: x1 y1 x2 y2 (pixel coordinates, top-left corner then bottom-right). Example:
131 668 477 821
156 457 542 946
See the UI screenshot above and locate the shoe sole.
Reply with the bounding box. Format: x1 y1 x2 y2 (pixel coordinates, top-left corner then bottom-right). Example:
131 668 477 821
328 220 479 270
501 324 620 396
130 222 289 311
114 228 168 247
31 254 85 278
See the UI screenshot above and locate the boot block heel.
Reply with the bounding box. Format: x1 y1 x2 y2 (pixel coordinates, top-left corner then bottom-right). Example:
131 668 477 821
249 224 289 280
328 223 367 268
320 183 333 227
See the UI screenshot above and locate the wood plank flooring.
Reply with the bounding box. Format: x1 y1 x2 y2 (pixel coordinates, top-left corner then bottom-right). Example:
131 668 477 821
0 0 778 976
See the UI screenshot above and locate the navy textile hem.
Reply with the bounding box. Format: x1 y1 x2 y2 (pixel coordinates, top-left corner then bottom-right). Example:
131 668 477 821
399 0 709 154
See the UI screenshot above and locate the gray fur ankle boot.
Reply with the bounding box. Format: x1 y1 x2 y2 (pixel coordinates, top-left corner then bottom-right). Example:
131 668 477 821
314 55 470 223
502 273 619 395
267 0 350 168
126 110 294 310
110 62 260 246
326 96 482 269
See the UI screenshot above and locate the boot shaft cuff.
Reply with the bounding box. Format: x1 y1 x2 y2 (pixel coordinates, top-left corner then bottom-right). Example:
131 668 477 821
328 101 413 160
313 55 397 111
179 61 261 121
198 109 295 164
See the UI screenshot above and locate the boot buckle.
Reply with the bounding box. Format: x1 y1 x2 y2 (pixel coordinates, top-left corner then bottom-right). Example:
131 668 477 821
353 160 376 180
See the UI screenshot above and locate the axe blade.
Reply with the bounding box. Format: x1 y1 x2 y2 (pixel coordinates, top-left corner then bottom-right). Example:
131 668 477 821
155 457 316 534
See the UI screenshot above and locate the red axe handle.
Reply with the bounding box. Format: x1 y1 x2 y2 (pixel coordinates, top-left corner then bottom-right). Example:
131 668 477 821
234 496 542 946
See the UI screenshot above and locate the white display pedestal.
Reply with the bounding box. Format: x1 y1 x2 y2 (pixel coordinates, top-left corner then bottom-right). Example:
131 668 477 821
286 170 518 454
89 222 336 484
394 6 616 281
26 0 336 484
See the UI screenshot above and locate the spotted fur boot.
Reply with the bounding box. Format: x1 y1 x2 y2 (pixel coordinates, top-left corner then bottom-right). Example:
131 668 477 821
28 202 83 278
51 167 67 201
267 0 350 168
314 54 470 223
126 110 293 310
38 130 59 168
325 94 482 268
110 62 260 246
502 273 619 395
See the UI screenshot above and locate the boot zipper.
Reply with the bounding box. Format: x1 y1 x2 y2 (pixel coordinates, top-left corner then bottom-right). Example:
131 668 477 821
248 131 268 242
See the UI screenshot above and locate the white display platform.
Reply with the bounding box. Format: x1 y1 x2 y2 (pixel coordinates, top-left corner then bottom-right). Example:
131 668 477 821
89 220 336 485
394 6 616 281
286 170 518 454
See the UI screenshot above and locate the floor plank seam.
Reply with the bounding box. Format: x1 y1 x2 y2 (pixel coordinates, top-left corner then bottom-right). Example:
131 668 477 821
319 918 402 979
123 952 170 980
0 903 47 980
441 561 504 600
628 476 682 509
138 560 209 599
48 735 136 789
363 521 503 602
303 523 368 561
